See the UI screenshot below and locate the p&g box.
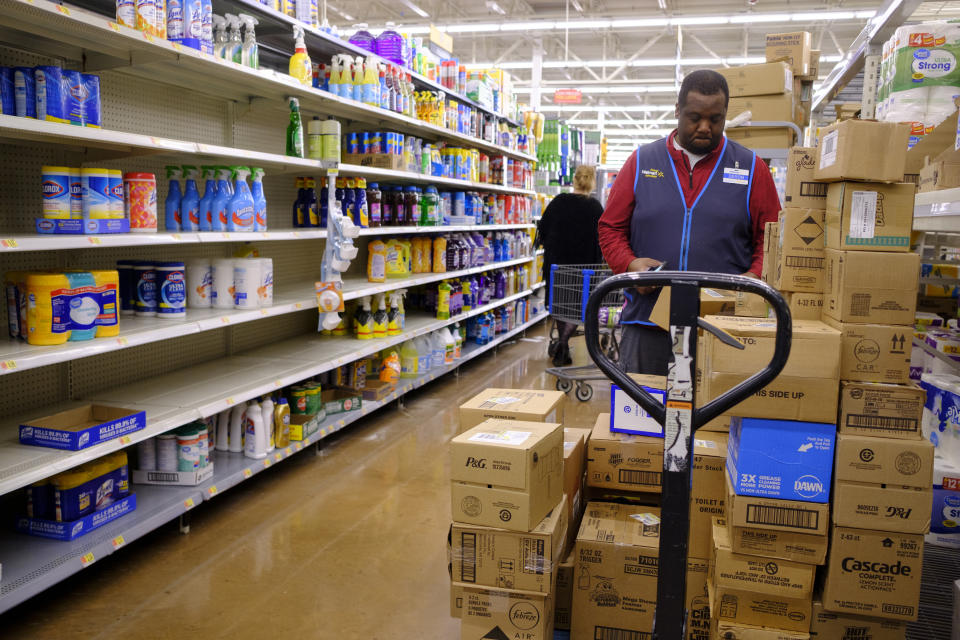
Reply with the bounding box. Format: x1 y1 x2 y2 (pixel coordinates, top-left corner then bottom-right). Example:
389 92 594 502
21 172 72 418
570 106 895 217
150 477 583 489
727 417 836 503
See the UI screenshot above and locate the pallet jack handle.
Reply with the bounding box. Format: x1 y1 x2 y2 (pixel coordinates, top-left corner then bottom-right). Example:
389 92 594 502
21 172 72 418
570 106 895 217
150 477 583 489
583 271 792 640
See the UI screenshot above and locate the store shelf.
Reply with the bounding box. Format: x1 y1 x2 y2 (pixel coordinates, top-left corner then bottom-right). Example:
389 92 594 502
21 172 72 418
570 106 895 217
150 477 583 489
339 164 535 196
914 188 960 232
354 223 534 237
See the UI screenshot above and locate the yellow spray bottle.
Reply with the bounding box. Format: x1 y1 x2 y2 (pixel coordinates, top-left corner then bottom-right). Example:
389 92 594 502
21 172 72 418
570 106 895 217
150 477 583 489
288 26 312 86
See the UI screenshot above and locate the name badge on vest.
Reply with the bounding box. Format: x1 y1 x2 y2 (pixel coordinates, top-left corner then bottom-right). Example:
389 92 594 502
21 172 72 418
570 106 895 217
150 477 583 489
723 167 750 185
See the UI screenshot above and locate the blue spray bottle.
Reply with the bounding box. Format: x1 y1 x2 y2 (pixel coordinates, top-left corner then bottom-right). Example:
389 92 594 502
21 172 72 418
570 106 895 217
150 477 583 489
180 165 201 231
250 167 267 231
197 165 217 232
164 165 182 231
227 165 255 231
211 166 232 231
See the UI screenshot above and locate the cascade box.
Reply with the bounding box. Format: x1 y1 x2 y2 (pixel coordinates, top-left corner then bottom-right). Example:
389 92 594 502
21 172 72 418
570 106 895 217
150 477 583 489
459 587 554 640
729 94 795 122
719 61 793 97
821 526 924 621
809 600 907 639
815 120 911 183
554 551 574 630
821 318 913 383
709 520 815 632
586 412 663 493
766 31 812 77
450 495 567 594
785 147 828 210
19 404 146 451
450 419 563 531
784 292 823 320
571 502 661 639
562 427 590 548
458 388 565 434
825 181 915 252
774 208 826 293
726 475 830 536
697 316 840 423
686 556 711 640
726 516 828 565
727 417 835 503
834 433 934 489
839 381 925 439
823 249 920 326
609 374 666 436
17 494 137 541
712 621 810 640
832 481 932 534
726 127 795 150
689 432 728 559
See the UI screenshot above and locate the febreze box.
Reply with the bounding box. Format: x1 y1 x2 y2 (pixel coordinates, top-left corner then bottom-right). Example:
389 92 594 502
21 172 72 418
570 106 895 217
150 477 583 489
821 317 913 384
450 419 563 531
727 417 836 503
458 388 565 434
610 374 666 437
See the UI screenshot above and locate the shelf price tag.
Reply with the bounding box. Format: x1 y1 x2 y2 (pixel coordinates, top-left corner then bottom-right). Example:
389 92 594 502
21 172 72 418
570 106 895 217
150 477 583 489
119 435 132 445
116 337 128 346
55 4 70 14
1 239 18 248
80 552 95 567
285 447 292 456
295 442 303 451
111 535 126 550
87 237 101 245
1 360 16 371
184 497 195 509
108 21 120 31
220 316 230 324
274 452 283 462
207 485 218 497
243 468 252 479
263 458 271 468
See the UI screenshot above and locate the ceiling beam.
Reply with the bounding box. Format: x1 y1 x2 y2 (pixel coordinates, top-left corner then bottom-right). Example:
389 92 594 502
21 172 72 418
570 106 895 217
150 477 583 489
686 31 727 68
603 30 666 81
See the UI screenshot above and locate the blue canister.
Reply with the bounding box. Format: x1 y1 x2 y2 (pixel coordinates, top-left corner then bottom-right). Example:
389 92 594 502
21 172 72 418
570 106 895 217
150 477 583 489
346 132 359 155
34 66 67 124
395 133 405 156
360 132 370 155
0 67 13 115
155 262 186 317
134 263 157 316
384 132 395 156
117 260 138 315
61 70 84 126
14 67 36 118
81 74 101 128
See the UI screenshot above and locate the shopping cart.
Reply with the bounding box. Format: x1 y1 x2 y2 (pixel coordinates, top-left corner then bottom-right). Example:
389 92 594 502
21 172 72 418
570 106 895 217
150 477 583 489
544 263 624 402
583 271 792 640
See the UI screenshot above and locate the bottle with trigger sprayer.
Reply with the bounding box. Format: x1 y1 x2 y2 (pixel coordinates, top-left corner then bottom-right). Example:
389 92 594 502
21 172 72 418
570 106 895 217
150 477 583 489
164 165 182 231
288 25 312 85
197 165 217 232
239 14 258 68
212 14 227 58
250 167 267 231
180 165 201 231
226 166 255 231
224 13 242 63
210 166 232 231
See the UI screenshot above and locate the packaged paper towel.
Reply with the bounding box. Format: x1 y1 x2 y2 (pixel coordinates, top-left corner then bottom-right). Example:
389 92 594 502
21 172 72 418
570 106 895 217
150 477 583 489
921 372 960 464
927 456 960 548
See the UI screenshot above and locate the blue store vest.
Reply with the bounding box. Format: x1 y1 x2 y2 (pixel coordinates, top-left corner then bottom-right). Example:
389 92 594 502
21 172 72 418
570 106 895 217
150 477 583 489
622 136 756 324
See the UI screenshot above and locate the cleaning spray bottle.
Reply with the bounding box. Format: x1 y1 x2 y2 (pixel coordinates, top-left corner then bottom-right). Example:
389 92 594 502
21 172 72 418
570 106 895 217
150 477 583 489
327 55 343 96
352 56 364 102
197 165 217 232
250 167 267 231
397 288 407 330
355 296 373 339
274 397 290 448
387 291 401 336
286 97 304 158
261 395 275 452
373 293 387 339
362 55 379 106
239 14 259 69
288 25 312 85
164 165 182 231
180 165 201 231
227 165 255 231
211 166 232 231
292 176 305 227
228 401 246 452
224 13 242 63
212 14 227 58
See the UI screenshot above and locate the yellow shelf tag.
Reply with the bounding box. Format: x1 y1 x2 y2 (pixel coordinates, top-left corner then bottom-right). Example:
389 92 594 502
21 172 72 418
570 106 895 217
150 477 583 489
112 535 125 550
243 468 252 478
184 497 195 509
80 551 95 567
207 485 218 497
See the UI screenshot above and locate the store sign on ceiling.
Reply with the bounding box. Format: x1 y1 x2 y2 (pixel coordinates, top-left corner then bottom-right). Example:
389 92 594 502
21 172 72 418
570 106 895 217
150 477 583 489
553 89 582 104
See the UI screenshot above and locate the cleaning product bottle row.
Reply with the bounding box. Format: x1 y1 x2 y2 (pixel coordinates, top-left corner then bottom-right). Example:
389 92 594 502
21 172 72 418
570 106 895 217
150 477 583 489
164 164 266 232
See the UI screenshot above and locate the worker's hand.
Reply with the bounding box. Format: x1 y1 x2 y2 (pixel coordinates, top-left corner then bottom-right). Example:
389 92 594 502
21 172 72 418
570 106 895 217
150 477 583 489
741 271 759 279
627 257 664 295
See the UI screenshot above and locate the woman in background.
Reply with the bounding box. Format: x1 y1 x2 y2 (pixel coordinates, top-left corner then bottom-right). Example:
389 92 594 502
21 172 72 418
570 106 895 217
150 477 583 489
537 165 604 366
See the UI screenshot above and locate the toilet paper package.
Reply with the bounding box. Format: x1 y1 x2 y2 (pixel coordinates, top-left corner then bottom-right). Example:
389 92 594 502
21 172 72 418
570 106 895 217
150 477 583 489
921 372 960 467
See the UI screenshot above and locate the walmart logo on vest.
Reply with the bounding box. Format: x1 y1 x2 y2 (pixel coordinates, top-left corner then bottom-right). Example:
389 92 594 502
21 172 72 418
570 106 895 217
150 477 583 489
641 168 664 179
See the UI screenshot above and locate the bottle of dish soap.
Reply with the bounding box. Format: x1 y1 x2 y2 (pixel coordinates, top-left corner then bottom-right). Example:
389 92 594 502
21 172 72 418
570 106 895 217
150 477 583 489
164 165 182 231
286 97 304 158
250 167 267 231
224 13 242 63
197 165 217 232
239 13 258 68
226 165 254 231
210 166 232 231
180 165 201 231
288 25 312 85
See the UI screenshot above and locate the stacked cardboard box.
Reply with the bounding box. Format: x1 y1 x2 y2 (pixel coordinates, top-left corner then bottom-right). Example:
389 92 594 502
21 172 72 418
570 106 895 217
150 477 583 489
720 60 796 150
457 388 566 434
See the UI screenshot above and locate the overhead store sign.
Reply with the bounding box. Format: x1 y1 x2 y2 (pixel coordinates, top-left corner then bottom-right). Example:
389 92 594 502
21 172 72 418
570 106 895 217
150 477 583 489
553 89 582 104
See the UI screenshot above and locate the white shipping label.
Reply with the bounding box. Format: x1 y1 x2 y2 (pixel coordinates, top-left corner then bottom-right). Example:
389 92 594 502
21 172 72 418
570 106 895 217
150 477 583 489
849 190 878 239
820 130 839 168
630 512 661 526
468 430 532 445
486 396 521 405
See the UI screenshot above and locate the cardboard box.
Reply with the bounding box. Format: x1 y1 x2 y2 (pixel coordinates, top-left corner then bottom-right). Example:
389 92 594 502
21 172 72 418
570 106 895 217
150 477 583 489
839 381 924 440
450 420 564 531
609 375 666 437
726 517 828 565
821 318 912 384
834 434 934 489
554 551 574 630
342 152 405 171
19 405 146 451
451 496 567 594
17 493 137 541
785 147 828 210
321 389 362 415
726 126 796 150
713 621 810 639
726 475 830 535
687 557 711 640
833 481 932 534
702 372 839 423
728 417 835 503
459 587 554 640
571 503 661 638
450 583 463 618
918 158 960 193
821 526 923 621
719 62 792 97
807 50 821 80
360 379 395 401
586 412 663 492
289 413 321 441
815 120 911 183
458 388 565 434
775 208 826 293
736 291 771 318
729 94 795 122
766 31 812 77
649 288 737 331
785 292 823 320
562 427 590 547
132 464 215 487
823 250 920 326
690 433 728 558
809 600 907 639
761 221 781 287
825 181 915 252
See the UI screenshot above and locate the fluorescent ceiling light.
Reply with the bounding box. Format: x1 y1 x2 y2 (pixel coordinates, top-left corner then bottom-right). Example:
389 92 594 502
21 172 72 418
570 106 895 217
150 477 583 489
559 19 613 29
792 11 853 21
500 21 556 31
673 16 727 25
447 23 503 33
398 0 429 18
520 85 676 95
609 18 670 27
541 105 676 112
471 55 767 71
729 13 788 23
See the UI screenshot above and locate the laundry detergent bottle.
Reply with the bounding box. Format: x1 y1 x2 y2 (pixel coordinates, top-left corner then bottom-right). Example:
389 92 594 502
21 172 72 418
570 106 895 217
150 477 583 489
227 165 254 231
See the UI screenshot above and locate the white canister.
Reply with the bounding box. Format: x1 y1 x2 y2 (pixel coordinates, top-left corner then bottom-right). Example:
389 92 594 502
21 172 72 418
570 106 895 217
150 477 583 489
233 259 261 310
81 167 111 219
136 437 157 471
156 434 178 471
257 258 273 307
211 258 234 309
186 259 213 308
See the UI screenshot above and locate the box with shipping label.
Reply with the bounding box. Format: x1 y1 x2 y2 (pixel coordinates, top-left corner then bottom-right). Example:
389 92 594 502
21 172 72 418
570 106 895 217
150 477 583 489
821 318 913 384
766 31 812 76
832 481 932 534
553 551 574 630
571 503 661 639
918 158 960 193
835 434 934 489
821 526 924 621
586 412 663 492
809 600 907 639
459 587 554 640
815 120 911 183
719 61 792 97
450 419 563 531
689 433 728 558
729 94 795 122
610 374 666 436
823 249 920 326
458 388 565 434
19 405 146 451
785 147 827 210
686 557 711 640
727 417 835 503
649 287 737 331
726 475 830 536
726 516 828 565
839 381 924 439
785 292 823 320
713 621 810 639
775 208 826 293
450 496 567 594
825 181 915 252
726 126 795 150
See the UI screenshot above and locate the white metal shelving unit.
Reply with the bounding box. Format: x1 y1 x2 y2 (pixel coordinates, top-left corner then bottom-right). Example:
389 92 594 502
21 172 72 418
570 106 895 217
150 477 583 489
914 188 960 233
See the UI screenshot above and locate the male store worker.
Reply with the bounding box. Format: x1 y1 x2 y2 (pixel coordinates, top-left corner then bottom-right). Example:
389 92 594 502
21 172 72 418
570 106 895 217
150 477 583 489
598 69 781 374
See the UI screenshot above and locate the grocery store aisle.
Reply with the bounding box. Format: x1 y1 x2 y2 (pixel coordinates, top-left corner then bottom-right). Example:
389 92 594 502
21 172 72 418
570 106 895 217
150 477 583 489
1 324 608 640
